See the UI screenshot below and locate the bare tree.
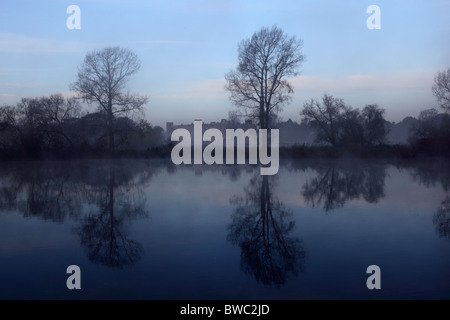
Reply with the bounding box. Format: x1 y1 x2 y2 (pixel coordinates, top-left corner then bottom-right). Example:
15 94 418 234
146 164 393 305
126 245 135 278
0 105 22 149
361 104 386 146
70 46 148 152
39 94 81 150
432 68 450 112
301 95 387 147
409 108 439 142
301 94 345 147
225 26 304 129
0 95 81 152
40 94 80 125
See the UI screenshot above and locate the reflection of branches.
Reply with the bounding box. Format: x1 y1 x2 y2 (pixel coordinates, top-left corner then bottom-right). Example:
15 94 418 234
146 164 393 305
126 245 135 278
407 160 450 192
0 160 159 221
228 175 306 287
433 196 450 240
0 160 159 268
394 160 450 241
0 172 21 211
0 162 82 221
301 161 386 212
76 163 148 269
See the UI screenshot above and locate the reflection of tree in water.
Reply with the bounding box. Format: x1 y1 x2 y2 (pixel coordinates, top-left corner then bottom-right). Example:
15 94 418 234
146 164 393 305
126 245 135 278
407 160 450 192
75 162 149 269
301 160 386 212
228 174 306 287
0 162 82 221
0 159 158 268
433 196 450 240
399 160 450 241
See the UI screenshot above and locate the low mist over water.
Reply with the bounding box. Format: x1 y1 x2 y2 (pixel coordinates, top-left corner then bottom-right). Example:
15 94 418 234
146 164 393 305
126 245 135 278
0 158 449 299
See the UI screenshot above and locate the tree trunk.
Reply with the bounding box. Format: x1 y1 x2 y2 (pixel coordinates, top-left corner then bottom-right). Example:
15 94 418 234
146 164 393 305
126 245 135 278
259 101 265 130
107 105 114 153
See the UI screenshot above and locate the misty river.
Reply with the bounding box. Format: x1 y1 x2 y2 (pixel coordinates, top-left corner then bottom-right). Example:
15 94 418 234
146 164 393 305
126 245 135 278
0 158 449 299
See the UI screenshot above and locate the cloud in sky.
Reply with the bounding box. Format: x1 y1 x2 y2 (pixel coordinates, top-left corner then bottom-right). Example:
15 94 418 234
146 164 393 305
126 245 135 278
0 33 200 55
0 93 19 104
291 69 437 93
0 32 86 54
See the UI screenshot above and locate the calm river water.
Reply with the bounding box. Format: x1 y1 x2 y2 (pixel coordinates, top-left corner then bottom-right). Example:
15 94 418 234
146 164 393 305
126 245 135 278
0 158 449 299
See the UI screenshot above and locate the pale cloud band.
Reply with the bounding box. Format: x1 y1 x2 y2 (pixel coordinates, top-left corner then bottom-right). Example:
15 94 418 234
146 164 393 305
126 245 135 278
0 32 86 54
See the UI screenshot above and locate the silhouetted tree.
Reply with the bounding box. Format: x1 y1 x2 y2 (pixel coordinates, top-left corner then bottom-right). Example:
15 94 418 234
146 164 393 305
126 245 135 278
0 105 22 151
228 174 306 286
432 68 450 112
39 94 81 151
301 94 387 148
16 97 47 156
361 104 387 146
338 105 364 148
71 46 148 152
408 108 450 155
409 109 439 141
0 95 83 155
301 93 345 147
225 26 304 129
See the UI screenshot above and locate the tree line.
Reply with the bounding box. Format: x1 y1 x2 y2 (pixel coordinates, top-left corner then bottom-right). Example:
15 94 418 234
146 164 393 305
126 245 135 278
0 93 164 159
224 25 450 156
1 26 449 159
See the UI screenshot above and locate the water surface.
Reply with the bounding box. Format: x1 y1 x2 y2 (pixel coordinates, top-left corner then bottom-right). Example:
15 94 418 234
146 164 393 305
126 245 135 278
0 158 449 299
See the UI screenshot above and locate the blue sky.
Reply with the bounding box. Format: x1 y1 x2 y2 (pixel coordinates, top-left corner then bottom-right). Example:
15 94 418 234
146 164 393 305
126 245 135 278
0 0 449 127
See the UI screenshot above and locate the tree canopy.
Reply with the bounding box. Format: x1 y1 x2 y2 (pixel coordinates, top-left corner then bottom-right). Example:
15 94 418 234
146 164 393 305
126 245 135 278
225 26 304 129
71 46 148 152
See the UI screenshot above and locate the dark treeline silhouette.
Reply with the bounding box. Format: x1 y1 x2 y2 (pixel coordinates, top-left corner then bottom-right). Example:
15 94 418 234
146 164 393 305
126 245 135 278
228 173 306 287
407 108 450 156
301 94 386 149
294 68 450 157
0 94 165 159
0 39 448 160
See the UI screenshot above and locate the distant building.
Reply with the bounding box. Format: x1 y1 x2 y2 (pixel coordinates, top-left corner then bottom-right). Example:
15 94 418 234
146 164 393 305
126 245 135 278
166 119 254 141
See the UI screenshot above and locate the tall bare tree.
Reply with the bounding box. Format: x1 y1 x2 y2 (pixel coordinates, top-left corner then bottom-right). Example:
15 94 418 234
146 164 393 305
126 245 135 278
70 46 148 152
225 26 304 129
432 68 450 112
